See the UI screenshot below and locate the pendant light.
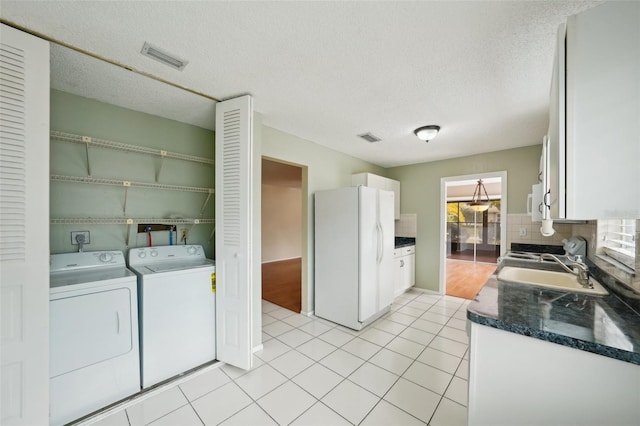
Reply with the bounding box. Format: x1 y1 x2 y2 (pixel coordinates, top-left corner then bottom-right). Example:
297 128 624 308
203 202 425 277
470 179 490 212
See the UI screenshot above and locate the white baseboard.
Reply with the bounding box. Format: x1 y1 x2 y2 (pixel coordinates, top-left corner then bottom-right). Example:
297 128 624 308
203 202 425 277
252 344 264 353
261 257 302 264
408 286 442 295
301 310 314 317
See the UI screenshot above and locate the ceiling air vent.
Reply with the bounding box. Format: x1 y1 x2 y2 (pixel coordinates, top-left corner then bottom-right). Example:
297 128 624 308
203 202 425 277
140 42 188 71
358 132 382 143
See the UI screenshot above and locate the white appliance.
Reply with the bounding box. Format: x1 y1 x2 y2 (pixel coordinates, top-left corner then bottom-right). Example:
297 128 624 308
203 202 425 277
49 251 140 426
128 245 216 388
527 183 543 223
314 186 395 330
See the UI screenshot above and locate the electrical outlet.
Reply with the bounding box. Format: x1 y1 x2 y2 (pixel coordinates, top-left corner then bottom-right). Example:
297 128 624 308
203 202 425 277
519 226 527 237
71 230 90 245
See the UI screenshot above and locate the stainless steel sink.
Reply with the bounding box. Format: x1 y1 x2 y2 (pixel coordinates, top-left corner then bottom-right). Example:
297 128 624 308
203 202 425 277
497 266 609 296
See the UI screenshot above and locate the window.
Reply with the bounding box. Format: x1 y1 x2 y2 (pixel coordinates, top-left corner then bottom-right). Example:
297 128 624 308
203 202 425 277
597 219 636 271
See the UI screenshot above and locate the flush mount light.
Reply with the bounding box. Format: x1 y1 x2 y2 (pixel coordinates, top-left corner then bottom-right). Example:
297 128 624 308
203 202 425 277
140 42 188 71
470 179 491 212
413 125 440 142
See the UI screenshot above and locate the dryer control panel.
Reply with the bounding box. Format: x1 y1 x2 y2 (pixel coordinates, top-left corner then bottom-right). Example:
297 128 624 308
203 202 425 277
128 245 206 266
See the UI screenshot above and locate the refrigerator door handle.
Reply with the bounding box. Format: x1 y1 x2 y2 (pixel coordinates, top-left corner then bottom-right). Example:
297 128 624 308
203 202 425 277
376 221 383 264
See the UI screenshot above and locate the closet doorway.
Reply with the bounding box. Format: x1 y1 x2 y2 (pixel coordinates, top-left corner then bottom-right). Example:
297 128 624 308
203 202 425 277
439 172 507 299
261 158 303 313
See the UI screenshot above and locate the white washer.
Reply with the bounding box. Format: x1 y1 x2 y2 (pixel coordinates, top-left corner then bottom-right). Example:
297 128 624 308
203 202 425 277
49 251 140 426
128 245 216 389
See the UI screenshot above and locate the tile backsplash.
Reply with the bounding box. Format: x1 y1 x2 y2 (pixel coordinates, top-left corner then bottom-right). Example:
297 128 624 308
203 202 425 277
396 213 417 238
508 215 640 295
506 214 572 248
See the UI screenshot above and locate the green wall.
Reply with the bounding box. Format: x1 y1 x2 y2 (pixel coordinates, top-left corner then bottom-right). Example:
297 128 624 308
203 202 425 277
50 90 216 257
387 144 541 291
261 125 385 314
261 123 541 302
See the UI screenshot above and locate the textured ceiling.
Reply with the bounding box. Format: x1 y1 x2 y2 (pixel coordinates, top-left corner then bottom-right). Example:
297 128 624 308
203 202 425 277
1 0 604 167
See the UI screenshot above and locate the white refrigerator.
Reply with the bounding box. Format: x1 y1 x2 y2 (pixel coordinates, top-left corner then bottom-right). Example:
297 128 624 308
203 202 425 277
314 186 395 330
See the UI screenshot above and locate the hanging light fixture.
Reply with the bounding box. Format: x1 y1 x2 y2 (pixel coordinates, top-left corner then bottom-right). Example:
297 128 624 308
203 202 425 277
470 179 491 212
413 125 440 142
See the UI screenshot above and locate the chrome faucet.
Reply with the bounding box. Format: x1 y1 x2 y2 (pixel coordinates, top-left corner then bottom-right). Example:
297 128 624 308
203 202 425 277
539 253 591 288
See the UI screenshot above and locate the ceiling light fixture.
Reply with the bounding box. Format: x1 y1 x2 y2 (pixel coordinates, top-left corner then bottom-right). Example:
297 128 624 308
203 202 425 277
470 179 491 212
413 125 440 142
140 42 188 71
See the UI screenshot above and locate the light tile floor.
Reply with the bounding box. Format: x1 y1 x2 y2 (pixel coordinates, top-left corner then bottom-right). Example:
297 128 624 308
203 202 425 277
93 290 470 425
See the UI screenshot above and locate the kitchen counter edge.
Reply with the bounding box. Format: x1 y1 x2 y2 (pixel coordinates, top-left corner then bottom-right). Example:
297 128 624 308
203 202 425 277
467 262 640 365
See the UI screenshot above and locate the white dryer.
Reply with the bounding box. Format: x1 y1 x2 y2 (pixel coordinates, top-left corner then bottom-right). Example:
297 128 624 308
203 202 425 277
128 245 216 389
49 251 140 426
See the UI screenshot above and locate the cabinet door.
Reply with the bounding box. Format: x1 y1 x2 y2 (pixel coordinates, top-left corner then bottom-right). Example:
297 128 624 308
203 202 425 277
393 256 404 297
389 179 400 219
404 254 416 289
547 24 566 219
565 2 640 219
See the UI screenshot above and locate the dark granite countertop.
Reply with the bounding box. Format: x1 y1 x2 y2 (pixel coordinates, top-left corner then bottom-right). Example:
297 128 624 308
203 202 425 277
467 258 640 365
395 237 415 249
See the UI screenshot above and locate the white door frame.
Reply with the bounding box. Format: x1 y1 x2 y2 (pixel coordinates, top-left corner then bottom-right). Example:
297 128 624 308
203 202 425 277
439 171 507 295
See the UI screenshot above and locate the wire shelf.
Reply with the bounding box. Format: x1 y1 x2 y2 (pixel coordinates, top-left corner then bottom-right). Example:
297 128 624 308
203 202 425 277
50 174 214 194
50 130 215 166
50 218 215 225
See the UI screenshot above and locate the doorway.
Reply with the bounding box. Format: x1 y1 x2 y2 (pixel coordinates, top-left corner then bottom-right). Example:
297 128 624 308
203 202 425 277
439 172 507 299
261 158 303 312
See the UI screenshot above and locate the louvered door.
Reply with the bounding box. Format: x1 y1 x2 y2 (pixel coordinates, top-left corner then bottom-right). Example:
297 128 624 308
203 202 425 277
0 24 50 426
215 95 253 370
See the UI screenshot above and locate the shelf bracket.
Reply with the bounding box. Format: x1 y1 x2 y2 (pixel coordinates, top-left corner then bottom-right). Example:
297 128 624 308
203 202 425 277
122 181 131 213
208 224 216 242
200 189 214 217
82 136 92 176
125 218 134 247
155 150 167 183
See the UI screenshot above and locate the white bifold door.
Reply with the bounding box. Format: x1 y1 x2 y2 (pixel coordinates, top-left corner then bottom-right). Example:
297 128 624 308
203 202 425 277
0 24 50 426
215 95 254 371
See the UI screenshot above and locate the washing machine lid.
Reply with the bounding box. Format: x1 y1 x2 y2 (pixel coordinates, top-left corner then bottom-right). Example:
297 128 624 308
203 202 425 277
141 259 215 273
50 267 135 289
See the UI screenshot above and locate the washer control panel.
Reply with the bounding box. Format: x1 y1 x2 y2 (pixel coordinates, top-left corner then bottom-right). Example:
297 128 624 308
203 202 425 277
50 251 126 272
128 245 206 266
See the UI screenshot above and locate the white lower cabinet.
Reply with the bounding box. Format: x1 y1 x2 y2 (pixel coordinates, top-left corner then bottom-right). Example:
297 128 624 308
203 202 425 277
468 322 640 426
393 246 415 297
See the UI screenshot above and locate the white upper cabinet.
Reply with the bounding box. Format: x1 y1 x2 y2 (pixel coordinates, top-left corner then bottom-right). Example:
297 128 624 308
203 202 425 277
352 172 400 219
546 1 640 220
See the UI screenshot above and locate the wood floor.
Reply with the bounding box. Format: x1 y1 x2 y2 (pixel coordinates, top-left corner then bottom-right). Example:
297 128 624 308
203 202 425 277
446 259 497 300
262 258 301 313
448 249 499 263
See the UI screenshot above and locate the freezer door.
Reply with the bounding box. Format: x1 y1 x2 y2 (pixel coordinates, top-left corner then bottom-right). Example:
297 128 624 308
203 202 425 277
315 187 361 329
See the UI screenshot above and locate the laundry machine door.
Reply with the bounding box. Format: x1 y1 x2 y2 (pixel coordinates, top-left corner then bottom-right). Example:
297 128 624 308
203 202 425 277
50 287 133 377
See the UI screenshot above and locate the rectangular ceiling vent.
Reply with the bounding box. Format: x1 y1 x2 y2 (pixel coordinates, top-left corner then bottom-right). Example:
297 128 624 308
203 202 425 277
357 132 381 143
140 42 188 71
